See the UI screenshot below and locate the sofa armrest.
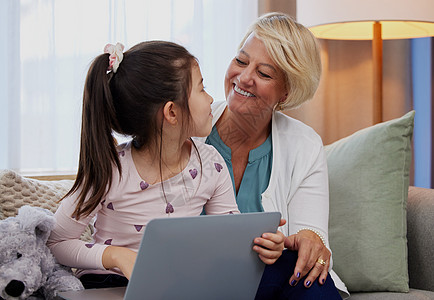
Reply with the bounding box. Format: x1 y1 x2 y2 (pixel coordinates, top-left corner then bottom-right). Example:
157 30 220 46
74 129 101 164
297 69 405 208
407 186 434 291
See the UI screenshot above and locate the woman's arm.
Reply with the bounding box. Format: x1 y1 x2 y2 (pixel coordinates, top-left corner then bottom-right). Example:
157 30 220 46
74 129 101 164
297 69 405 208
285 146 331 287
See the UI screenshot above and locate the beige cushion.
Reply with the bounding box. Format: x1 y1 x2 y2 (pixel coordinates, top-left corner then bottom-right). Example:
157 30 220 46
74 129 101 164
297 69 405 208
0 169 93 242
0 169 73 218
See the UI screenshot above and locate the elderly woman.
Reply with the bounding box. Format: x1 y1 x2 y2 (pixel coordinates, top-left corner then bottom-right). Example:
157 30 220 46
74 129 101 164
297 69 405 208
204 13 349 299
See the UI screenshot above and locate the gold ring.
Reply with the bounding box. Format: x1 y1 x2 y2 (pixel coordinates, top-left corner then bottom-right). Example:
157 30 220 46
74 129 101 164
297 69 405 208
316 258 326 266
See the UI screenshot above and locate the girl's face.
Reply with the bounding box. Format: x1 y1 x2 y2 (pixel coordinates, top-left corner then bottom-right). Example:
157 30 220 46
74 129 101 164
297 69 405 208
188 64 214 137
224 33 287 118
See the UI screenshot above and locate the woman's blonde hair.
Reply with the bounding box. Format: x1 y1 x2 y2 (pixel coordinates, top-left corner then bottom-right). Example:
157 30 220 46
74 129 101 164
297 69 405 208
239 12 322 110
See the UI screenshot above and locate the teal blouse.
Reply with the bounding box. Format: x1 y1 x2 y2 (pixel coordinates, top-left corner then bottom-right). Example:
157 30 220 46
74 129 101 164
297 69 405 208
205 125 273 213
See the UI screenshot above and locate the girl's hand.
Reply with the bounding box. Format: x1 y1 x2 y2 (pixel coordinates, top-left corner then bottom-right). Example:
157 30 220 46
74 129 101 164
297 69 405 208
102 246 137 279
284 230 330 288
253 219 286 265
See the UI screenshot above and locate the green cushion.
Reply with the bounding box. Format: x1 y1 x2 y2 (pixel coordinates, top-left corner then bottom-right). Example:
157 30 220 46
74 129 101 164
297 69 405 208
325 111 414 293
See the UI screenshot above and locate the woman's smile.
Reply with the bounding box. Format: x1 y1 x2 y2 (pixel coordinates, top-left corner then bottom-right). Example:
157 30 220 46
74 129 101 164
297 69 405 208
233 84 255 98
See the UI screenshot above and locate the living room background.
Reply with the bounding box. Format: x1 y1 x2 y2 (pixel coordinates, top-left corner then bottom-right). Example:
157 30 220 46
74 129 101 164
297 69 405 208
1 0 432 189
0 0 258 175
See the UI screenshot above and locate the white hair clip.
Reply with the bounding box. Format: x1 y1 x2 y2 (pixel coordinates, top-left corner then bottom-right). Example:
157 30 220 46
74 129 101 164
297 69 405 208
104 42 125 73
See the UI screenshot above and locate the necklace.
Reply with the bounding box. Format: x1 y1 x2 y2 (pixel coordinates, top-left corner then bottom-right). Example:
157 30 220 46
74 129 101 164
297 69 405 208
136 141 194 216
160 145 194 215
139 178 175 214
163 167 194 215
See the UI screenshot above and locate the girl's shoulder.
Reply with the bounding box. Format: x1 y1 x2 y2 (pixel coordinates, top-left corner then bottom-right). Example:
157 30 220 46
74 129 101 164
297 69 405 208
191 138 224 162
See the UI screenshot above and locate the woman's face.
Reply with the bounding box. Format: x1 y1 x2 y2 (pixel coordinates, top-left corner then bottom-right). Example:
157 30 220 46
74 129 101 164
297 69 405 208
188 63 214 137
224 33 287 118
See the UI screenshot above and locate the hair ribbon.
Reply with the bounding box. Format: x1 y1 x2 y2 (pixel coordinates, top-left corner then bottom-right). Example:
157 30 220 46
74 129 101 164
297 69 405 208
104 42 125 73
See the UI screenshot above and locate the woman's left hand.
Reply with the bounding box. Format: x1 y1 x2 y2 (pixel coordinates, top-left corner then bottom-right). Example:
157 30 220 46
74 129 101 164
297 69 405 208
253 219 286 265
284 230 331 288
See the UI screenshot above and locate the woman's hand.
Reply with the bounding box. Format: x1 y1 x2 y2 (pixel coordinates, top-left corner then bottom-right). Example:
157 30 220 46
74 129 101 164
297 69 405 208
102 246 137 280
284 230 330 288
253 219 286 265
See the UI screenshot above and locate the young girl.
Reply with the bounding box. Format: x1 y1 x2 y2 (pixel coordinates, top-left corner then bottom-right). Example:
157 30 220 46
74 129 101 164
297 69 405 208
47 41 243 289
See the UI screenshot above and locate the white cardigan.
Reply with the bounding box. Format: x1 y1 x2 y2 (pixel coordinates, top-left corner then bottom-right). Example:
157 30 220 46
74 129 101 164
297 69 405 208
205 102 349 297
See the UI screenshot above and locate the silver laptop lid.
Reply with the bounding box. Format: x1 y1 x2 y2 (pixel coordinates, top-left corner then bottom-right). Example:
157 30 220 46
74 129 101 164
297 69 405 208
125 212 281 300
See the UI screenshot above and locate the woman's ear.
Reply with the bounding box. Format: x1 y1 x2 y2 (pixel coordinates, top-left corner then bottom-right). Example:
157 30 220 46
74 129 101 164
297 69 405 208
275 93 288 111
162 101 179 126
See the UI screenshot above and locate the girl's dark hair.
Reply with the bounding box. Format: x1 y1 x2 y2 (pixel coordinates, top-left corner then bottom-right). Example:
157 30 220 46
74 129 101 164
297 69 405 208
65 41 196 219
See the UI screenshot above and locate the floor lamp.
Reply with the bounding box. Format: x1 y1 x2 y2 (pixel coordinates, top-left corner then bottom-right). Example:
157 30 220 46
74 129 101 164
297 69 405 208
297 0 434 124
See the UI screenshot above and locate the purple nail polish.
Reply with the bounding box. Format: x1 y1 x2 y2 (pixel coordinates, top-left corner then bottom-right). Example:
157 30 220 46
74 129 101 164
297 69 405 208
306 281 311 287
290 280 297 286
296 272 300 278
322 278 325 284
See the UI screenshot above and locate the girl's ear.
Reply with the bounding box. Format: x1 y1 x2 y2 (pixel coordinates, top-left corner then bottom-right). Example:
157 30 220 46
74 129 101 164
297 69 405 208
162 101 179 126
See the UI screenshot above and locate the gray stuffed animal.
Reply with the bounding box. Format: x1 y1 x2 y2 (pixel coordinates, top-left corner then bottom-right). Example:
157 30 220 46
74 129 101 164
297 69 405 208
0 205 83 299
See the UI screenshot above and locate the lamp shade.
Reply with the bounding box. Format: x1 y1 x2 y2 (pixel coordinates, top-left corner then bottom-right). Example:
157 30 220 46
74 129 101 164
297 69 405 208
297 0 434 40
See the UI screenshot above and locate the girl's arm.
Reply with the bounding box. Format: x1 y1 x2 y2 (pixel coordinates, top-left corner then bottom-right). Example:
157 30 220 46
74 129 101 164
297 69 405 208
253 218 286 265
102 246 137 279
47 194 108 270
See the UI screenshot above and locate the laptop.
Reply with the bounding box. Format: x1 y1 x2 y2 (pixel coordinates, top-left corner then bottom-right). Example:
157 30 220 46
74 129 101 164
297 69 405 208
58 212 281 300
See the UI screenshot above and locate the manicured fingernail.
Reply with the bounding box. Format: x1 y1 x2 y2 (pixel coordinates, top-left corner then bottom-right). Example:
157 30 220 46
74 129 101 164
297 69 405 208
321 279 325 284
290 280 297 286
306 281 311 287
296 272 300 278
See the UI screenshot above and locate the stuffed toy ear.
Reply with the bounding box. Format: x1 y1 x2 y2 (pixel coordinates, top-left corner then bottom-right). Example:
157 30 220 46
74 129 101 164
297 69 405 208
16 205 56 243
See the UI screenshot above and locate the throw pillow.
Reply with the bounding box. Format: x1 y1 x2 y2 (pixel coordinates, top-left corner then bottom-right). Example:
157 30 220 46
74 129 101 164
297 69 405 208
0 169 93 242
325 110 414 293
0 169 73 219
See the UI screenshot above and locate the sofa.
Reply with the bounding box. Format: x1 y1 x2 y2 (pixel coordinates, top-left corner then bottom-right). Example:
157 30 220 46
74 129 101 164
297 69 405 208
349 186 434 299
1 110 434 299
0 170 433 299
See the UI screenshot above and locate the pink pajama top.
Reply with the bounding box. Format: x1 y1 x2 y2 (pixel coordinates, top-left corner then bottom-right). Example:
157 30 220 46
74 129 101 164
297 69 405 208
47 140 239 277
